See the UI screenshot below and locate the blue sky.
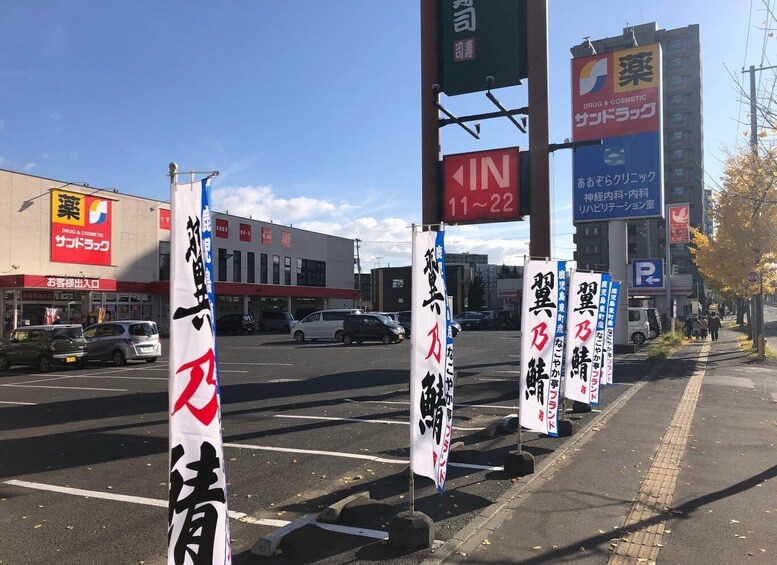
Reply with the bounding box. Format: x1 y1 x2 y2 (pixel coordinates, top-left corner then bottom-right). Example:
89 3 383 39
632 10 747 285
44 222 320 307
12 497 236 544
0 0 764 268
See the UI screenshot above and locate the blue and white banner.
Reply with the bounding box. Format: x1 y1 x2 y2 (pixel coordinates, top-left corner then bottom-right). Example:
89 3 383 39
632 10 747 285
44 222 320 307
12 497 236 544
603 281 621 386
168 178 231 564
519 259 567 436
409 229 454 492
589 274 610 405
563 271 607 405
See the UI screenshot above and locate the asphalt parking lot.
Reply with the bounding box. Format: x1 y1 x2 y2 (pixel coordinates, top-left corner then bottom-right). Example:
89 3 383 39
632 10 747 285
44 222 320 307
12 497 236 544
0 329 656 564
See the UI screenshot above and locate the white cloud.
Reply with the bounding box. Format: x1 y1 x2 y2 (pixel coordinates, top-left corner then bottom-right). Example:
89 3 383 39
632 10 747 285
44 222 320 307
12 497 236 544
211 184 357 223
23 162 36 171
209 184 569 270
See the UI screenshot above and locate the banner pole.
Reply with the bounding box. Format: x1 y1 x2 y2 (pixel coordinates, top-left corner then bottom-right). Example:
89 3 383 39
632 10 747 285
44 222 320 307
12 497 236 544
408 223 416 518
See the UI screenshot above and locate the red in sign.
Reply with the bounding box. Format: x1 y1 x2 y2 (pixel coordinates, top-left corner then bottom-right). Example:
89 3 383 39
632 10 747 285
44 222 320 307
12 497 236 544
668 204 690 244
159 209 171 230
442 147 521 224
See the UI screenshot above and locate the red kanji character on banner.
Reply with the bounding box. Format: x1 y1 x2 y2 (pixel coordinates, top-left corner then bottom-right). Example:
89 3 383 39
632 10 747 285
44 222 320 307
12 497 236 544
172 349 218 426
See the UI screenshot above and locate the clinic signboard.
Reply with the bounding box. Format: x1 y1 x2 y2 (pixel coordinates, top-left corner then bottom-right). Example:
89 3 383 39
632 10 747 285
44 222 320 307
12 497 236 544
51 189 113 266
438 0 527 96
572 43 663 222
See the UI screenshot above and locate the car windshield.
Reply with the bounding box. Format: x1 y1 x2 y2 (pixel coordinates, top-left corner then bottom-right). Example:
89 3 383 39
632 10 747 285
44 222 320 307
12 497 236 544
375 314 393 326
129 323 156 337
52 327 84 339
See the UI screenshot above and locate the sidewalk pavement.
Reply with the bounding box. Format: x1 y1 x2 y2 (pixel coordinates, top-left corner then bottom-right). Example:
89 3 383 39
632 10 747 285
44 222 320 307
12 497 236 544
425 324 777 564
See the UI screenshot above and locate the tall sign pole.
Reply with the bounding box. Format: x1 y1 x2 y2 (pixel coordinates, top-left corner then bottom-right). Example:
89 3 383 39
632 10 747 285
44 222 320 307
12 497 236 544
527 0 551 257
421 0 439 228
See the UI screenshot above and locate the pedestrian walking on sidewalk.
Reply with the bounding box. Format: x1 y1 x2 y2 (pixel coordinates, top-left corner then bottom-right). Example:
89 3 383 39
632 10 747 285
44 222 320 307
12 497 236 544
699 316 709 340
708 311 721 341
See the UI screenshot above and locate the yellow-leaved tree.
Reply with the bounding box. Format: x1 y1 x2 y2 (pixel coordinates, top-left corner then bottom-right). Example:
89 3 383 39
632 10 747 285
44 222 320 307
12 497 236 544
690 148 777 310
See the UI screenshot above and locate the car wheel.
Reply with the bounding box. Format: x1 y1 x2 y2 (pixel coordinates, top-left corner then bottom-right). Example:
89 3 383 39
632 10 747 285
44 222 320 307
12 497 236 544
294 330 305 342
382 334 393 345
631 332 646 345
648 328 659 339
145 357 157 363
0 355 9 371
334 330 344 342
342 334 353 345
38 355 52 373
452 328 459 337
112 350 127 366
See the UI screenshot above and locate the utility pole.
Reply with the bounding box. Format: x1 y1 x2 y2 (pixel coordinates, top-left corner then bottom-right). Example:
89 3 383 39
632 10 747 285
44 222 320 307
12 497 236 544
420 0 439 228
741 64 776 358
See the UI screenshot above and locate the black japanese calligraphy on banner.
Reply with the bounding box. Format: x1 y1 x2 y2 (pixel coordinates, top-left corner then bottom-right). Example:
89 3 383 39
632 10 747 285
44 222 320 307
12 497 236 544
411 229 454 492
589 275 610 405
519 259 567 437
563 271 607 406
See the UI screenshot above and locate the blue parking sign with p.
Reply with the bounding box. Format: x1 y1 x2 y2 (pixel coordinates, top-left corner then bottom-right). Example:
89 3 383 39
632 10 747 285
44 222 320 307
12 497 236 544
632 259 663 289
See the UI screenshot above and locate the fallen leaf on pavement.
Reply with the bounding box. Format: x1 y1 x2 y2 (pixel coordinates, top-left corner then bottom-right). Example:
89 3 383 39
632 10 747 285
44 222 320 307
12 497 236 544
481 539 491 546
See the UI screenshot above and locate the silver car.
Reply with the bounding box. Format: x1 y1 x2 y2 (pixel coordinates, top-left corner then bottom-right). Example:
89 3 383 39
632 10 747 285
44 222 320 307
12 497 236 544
83 321 161 366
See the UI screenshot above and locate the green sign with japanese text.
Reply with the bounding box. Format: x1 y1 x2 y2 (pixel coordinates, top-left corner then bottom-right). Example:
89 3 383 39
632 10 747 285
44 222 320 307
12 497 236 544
438 0 527 96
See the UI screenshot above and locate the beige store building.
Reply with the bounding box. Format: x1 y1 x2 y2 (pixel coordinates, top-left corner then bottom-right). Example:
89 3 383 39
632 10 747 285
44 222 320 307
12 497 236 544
0 169 358 335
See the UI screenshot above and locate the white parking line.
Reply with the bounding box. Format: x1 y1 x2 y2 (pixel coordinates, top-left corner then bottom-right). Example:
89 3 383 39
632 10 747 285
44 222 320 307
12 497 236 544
219 362 295 366
225 442 503 472
344 398 518 411
0 384 127 392
0 400 37 405
274 414 484 431
68 375 167 381
3 479 388 538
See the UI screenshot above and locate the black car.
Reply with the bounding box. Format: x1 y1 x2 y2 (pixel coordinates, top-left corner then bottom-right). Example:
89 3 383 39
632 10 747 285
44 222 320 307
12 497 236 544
215 314 256 334
0 324 88 372
394 311 460 337
494 310 520 330
454 311 486 330
341 314 405 345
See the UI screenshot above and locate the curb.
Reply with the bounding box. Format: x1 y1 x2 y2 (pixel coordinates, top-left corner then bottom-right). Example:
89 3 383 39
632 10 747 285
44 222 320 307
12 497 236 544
421 354 670 565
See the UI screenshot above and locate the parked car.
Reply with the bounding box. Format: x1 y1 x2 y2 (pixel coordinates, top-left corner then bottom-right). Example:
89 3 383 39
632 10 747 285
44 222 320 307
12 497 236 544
494 310 520 330
480 311 496 330
83 321 161 366
259 310 296 332
290 309 363 342
450 319 462 337
0 324 87 372
628 307 650 345
215 313 256 335
453 311 486 330
341 313 405 345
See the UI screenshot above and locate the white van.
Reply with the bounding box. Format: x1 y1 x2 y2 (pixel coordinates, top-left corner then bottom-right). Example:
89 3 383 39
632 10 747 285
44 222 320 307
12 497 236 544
290 309 363 342
628 307 650 345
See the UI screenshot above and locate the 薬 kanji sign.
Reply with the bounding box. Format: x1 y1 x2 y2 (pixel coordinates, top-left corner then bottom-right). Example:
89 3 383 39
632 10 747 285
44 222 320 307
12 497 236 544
51 189 113 266
572 43 664 222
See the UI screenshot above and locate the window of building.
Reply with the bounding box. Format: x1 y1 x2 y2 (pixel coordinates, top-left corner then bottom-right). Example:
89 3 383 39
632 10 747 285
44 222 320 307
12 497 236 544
670 94 684 106
671 186 686 198
671 131 684 142
669 57 683 69
671 168 685 180
284 257 292 285
260 253 268 284
670 75 685 87
272 255 280 285
297 258 326 287
672 112 685 124
671 149 685 161
159 241 170 281
667 38 683 50
247 252 255 284
218 248 228 282
232 250 242 283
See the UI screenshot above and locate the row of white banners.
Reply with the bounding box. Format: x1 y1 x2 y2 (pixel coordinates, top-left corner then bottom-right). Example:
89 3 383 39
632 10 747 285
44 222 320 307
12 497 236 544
165 203 621 561
518 259 621 437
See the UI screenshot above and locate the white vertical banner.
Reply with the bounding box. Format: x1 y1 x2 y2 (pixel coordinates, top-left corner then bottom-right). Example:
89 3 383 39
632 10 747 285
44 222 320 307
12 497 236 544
519 259 567 436
563 271 606 405
603 280 621 386
409 229 454 492
168 178 231 564
589 274 610 406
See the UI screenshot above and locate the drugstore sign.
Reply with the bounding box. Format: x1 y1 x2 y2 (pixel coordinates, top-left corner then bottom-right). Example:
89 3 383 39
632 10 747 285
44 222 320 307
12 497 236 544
51 189 113 266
